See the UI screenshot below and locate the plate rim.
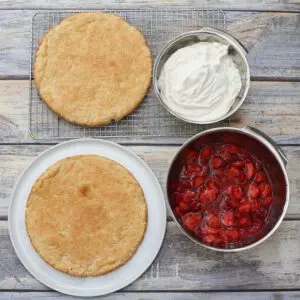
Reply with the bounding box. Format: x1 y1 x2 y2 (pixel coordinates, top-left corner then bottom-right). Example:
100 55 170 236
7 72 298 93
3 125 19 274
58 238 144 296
8 138 166 297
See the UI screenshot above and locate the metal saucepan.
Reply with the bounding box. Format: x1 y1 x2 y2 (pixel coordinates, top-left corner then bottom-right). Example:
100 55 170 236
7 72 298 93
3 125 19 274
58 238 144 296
166 127 289 252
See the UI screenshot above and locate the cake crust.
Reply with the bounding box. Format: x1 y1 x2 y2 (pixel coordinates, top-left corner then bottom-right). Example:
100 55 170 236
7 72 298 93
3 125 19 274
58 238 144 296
25 155 148 277
34 13 152 126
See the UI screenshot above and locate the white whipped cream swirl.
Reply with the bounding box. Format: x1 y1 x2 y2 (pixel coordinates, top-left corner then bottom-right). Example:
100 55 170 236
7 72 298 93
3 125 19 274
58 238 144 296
158 42 242 122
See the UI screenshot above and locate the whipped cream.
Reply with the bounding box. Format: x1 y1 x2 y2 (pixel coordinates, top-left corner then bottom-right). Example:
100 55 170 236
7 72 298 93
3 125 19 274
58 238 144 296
158 42 242 122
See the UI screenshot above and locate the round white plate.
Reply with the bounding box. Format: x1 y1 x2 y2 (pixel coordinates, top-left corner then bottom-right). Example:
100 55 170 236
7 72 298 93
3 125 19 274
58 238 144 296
9 139 166 297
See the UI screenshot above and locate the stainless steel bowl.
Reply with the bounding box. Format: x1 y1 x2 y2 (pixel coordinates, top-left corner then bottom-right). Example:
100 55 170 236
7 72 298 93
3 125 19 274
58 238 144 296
166 127 289 252
153 28 250 124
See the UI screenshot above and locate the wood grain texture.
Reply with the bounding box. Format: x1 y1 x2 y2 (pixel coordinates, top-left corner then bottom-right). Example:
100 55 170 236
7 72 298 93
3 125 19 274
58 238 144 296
1 0 300 11
1 80 300 144
226 12 300 80
0 144 298 218
0 11 299 79
1 220 300 290
0 1 299 297
231 81 300 144
2 291 300 299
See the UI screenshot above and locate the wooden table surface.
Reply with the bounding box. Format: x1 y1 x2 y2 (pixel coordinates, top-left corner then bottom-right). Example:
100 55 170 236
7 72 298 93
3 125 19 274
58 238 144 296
0 0 300 299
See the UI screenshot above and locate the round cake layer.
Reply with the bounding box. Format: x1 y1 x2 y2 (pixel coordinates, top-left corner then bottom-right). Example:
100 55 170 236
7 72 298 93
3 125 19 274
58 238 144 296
26 155 147 277
34 12 152 126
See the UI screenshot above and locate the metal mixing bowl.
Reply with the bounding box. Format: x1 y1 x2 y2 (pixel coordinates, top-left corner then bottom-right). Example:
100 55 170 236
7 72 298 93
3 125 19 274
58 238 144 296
166 127 289 252
153 27 250 124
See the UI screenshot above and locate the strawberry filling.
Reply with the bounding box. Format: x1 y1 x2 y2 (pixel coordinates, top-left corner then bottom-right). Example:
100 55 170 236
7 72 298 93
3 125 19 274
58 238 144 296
171 143 273 248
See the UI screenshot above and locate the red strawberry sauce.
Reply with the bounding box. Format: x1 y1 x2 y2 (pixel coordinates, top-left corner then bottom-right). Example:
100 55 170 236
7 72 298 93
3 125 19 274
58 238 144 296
170 143 273 248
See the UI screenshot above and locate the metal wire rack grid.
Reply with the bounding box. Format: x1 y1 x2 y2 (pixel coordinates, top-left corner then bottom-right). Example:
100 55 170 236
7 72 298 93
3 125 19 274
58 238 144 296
30 9 227 140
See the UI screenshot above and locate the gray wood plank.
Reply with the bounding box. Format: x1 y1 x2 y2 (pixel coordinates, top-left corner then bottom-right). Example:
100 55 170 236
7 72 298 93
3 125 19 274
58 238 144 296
0 11 299 79
231 81 300 144
1 80 300 144
227 12 300 80
0 144 298 218
1 0 300 11
2 291 300 299
1 220 300 290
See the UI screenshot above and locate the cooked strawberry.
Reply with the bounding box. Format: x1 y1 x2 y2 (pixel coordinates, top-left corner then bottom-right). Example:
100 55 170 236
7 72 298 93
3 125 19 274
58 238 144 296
186 164 197 175
236 172 247 185
226 229 240 242
238 198 251 213
211 174 222 186
263 197 273 207
178 201 189 212
202 234 216 244
228 153 240 162
219 149 231 161
212 236 225 247
248 184 260 198
199 165 209 176
188 200 201 212
220 198 232 212
182 190 196 203
200 222 219 235
211 156 222 168
235 209 251 219
245 159 255 179
227 166 241 178
248 219 263 234
199 189 216 203
176 178 192 192
232 185 243 199
253 207 268 220
223 144 241 153
255 171 265 183
197 185 205 194
192 176 205 188
219 229 228 243
182 213 202 231
239 230 251 240
232 161 245 168
227 197 240 208
239 217 253 228
205 213 221 229
224 185 233 195
250 198 262 213
260 183 272 198
207 180 220 194
200 145 213 160
221 211 235 227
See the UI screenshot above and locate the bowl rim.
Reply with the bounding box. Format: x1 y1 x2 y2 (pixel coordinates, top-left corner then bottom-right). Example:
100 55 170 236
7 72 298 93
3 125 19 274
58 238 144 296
153 27 251 125
166 127 289 252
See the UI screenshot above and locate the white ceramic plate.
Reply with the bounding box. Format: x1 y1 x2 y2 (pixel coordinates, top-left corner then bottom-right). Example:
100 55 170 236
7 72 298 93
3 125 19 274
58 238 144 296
9 139 166 297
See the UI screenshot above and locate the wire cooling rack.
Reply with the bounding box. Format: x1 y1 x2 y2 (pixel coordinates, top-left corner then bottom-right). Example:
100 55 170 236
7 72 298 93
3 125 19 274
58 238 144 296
30 9 227 140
